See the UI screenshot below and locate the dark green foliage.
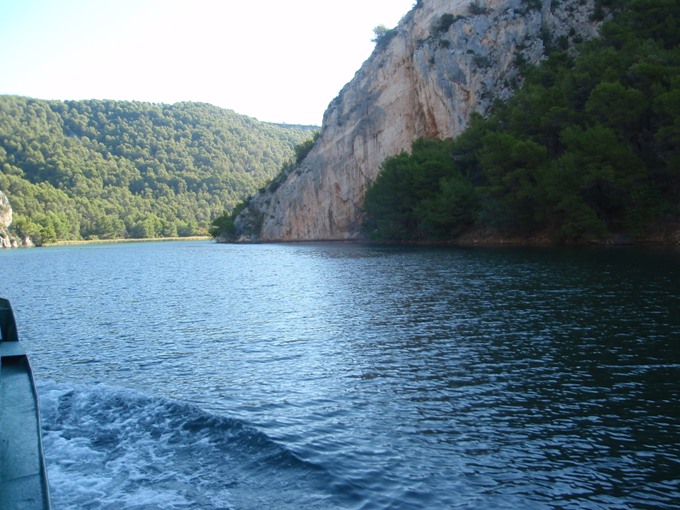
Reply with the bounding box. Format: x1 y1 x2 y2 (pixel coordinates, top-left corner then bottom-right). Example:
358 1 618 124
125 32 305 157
362 0 680 243
0 97 316 242
417 174 478 239
209 200 248 240
522 0 543 11
468 2 490 16
209 134 320 240
433 14 456 34
363 139 478 241
294 131 320 164
372 25 397 47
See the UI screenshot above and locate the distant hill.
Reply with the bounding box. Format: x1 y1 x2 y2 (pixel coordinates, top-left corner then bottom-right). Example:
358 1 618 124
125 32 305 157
0 96 316 243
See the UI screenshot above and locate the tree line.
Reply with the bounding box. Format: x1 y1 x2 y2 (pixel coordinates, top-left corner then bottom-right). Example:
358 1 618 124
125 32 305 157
362 0 680 243
0 97 316 244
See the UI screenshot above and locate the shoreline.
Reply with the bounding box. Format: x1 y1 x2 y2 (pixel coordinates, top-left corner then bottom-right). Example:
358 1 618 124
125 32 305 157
223 223 680 248
219 237 680 251
48 236 211 247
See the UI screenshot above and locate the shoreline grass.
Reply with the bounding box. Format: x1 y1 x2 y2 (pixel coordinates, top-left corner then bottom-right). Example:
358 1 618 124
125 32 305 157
49 236 211 246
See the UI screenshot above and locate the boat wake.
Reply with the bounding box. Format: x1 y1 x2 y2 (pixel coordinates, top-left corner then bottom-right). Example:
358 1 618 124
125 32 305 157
38 382 338 510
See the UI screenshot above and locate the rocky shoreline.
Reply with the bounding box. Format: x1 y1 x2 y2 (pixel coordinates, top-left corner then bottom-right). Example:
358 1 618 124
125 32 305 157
0 190 33 248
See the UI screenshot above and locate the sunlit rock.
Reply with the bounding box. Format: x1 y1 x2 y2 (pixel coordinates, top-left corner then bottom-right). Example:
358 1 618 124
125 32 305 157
237 0 600 241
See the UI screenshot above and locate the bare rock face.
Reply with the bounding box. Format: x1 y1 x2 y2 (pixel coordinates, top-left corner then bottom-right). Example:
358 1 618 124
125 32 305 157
1 190 15 248
0 190 11 228
237 0 600 241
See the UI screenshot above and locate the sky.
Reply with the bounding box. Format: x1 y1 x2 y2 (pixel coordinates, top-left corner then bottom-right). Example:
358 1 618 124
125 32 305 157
0 0 416 125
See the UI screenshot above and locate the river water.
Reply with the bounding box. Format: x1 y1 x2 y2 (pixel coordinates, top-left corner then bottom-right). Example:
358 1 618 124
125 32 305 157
2 241 679 509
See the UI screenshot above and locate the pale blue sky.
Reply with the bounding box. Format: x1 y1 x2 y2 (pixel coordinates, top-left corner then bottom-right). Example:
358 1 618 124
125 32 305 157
0 0 415 125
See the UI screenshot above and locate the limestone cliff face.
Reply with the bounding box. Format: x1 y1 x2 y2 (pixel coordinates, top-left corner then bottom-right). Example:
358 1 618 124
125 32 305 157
1 190 16 248
237 0 600 241
0 191 11 228
0 191 33 248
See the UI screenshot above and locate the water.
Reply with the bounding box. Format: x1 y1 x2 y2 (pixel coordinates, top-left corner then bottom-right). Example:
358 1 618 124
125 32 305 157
2 241 679 509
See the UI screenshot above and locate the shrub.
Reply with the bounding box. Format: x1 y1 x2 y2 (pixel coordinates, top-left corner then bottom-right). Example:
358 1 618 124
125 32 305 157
433 13 456 34
468 2 489 15
372 25 397 46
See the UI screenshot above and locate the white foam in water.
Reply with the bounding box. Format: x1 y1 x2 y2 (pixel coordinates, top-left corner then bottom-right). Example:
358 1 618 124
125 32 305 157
37 382 334 510
38 382 228 509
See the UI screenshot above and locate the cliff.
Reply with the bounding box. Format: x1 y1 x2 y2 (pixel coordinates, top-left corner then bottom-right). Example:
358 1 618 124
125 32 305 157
236 0 601 241
1 191 19 248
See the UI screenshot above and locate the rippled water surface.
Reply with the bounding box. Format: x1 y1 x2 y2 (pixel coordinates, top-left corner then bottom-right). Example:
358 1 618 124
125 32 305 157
2 241 680 508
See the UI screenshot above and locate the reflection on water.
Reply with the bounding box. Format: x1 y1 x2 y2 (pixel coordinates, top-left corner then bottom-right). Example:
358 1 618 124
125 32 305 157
3 241 680 508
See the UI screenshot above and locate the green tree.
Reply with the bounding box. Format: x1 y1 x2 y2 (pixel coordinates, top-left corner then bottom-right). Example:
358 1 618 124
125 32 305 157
372 24 397 47
363 152 423 240
0 96 317 243
372 24 390 42
209 200 248 241
361 0 680 243
585 81 647 136
417 174 478 239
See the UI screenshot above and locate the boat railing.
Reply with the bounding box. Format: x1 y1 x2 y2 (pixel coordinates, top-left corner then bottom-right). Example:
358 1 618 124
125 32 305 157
0 297 52 510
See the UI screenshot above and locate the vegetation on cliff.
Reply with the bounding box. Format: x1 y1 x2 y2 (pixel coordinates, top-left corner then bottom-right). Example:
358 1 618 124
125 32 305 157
209 132 320 240
0 97 315 244
362 0 680 243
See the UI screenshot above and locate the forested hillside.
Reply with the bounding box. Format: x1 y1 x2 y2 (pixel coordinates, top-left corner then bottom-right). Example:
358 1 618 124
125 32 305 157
0 97 315 243
362 0 680 244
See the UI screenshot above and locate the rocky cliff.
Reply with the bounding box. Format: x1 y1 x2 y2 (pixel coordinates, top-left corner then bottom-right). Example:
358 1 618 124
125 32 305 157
236 0 601 241
0 191 33 248
1 191 16 248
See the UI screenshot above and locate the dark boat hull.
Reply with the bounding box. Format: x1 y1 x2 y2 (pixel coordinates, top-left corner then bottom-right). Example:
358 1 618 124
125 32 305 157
0 298 51 509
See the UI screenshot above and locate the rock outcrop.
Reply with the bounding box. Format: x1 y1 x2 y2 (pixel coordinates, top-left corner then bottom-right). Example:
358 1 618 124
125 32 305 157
236 0 601 241
1 190 16 248
0 191 33 248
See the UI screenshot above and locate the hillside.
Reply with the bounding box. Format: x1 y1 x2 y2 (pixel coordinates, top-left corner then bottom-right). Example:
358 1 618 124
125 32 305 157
229 0 603 241
0 96 315 244
361 0 680 244
225 0 679 245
